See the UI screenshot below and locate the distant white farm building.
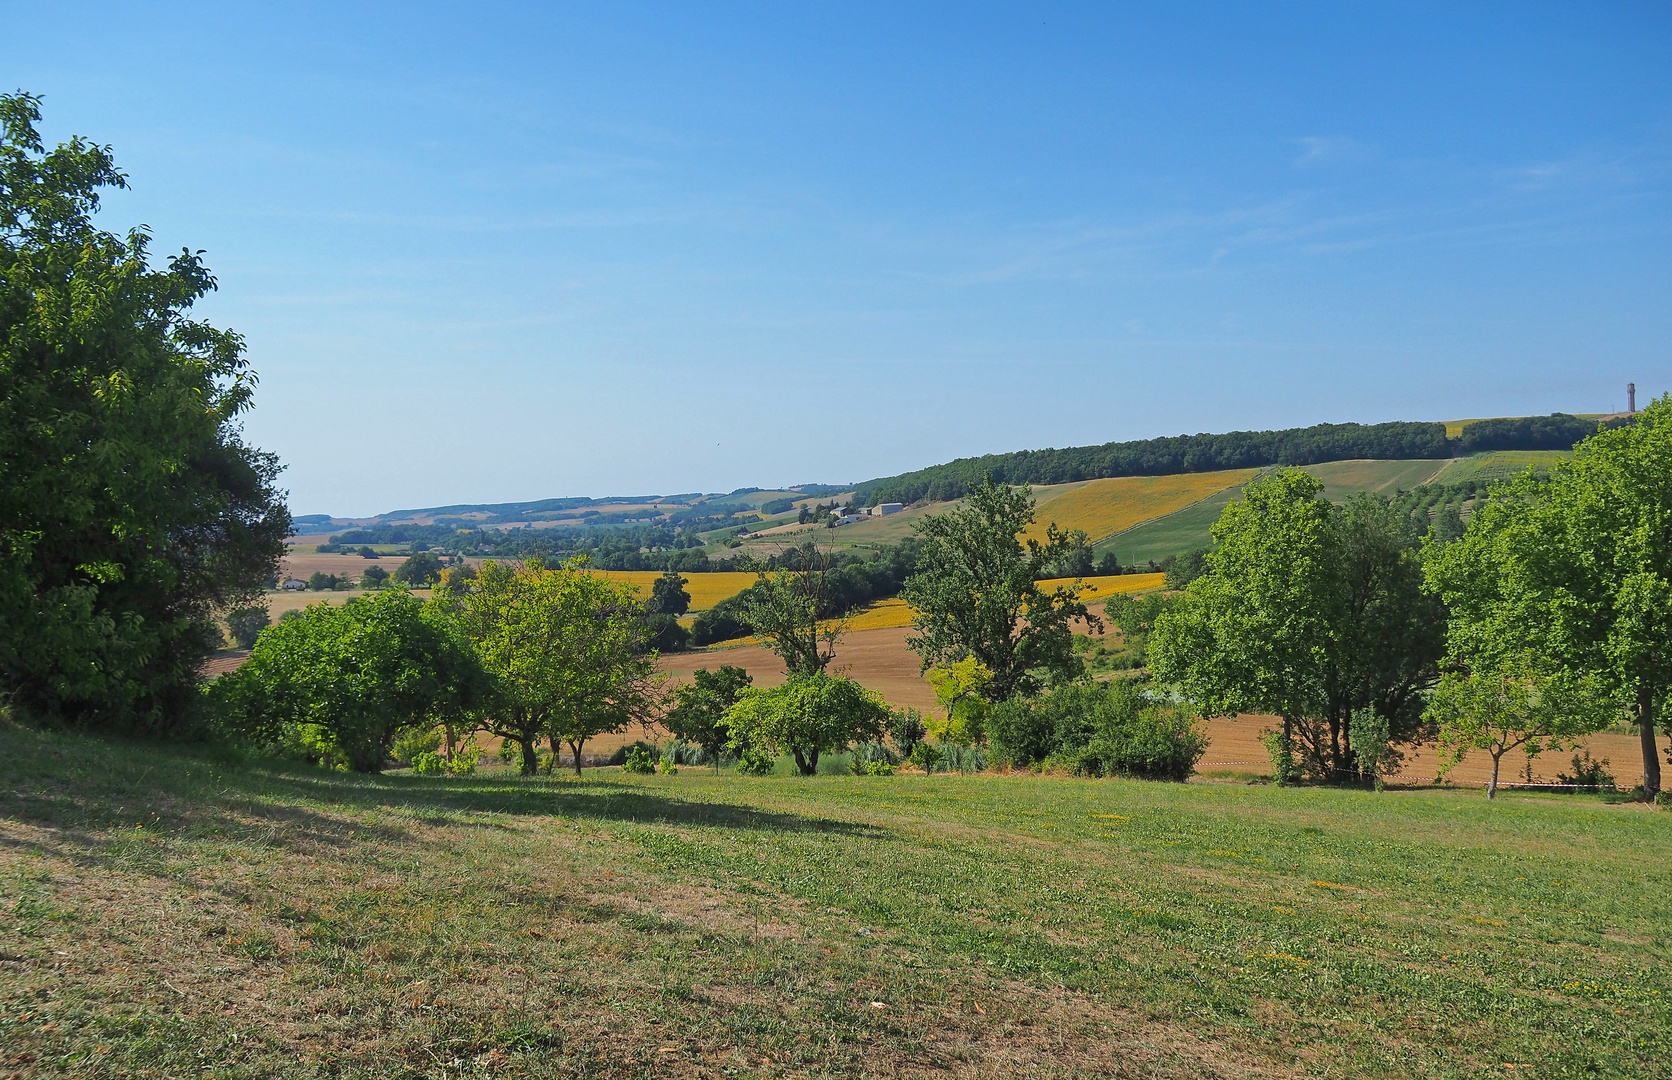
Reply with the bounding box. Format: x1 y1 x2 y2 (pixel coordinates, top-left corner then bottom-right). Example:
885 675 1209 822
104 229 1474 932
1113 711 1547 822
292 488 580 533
281 578 307 590
868 503 904 516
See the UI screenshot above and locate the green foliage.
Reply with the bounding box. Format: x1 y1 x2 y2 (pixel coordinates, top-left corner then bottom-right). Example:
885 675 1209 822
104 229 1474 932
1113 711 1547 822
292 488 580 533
1347 707 1391 791
725 674 890 776
903 479 1102 702
734 744 776 775
1425 397 1672 798
392 551 443 588
908 740 943 775
410 750 446 776
690 594 752 645
738 542 847 676
925 657 992 745
214 589 489 772
308 571 349 592
989 679 1206 781
1259 728 1298 786
441 558 663 776
1426 659 1616 798
623 744 657 774
391 724 444 764
1100 590 1177 670
887 706 927 760
1161 548 1210 590
1557 750 1616 790
664 665 752 770
225 605 270 650
640 612 692 653
646 571 691 615
360 564 390 589
0 93 290 729
1151 471 1445 778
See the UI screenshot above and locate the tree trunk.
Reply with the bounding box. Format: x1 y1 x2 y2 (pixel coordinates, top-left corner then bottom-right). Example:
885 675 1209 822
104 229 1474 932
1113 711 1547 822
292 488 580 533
793 748 818 776
519 736 539 777
1639 682 1661 802
545 735 561 774
1487 749 1502 800
570 738 586 777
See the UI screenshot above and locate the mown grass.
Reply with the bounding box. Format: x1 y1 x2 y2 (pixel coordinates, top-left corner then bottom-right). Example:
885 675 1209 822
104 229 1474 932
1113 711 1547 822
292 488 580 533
2 722 1668 1079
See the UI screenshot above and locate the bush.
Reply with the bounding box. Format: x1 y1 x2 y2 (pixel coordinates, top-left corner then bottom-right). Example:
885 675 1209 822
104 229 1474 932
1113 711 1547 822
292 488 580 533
987 680 1206 781
1069 708 1206 782
1557 750 1615 789
623 743 657 774
736 745 776 775
411 750 446 776
849 741 899 775
392 724 444 764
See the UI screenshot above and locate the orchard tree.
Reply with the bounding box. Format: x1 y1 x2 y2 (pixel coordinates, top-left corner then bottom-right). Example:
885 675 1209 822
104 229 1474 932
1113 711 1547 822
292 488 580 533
0 93 289 729
902 479 1101 702
217 589 488 772
1427 399 1672 798
1425 658 1614 798
443 558 663 776
664 665 753 770
725 674 890 776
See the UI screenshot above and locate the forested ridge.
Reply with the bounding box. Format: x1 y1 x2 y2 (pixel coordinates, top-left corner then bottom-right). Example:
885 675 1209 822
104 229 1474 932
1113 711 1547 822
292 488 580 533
853 414 1617 507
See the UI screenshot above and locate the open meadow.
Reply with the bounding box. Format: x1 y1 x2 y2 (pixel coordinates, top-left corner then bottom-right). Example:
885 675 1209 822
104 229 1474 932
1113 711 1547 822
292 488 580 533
2 720 1666 1080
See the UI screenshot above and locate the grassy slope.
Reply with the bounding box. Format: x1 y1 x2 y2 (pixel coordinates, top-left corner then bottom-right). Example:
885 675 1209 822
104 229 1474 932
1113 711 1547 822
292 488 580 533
1428 450 1571 485
3 723 1667 1080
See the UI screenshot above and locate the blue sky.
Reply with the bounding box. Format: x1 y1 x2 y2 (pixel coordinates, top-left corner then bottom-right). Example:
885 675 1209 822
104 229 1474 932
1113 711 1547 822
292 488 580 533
7 2 1670 515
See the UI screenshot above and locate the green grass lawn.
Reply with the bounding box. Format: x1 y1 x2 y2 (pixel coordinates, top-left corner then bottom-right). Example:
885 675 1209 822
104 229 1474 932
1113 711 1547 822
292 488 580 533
2 722 1668 1079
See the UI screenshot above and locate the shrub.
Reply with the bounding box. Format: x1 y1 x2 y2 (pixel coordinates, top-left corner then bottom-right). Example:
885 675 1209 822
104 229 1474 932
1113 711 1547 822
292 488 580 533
1557 750 1615 790
411 750 446 776
909 741 943 775
392 724 444 764
864 760 896 775
623 743 657 774
1070 707 1206 782
849 741 899 775
448 741 481 775
987 679 1205 781
888 707 927 760
736 745 776 775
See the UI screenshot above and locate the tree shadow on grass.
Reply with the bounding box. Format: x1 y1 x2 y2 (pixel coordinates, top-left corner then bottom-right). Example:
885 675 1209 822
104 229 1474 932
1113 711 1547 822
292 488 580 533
262 766 883 837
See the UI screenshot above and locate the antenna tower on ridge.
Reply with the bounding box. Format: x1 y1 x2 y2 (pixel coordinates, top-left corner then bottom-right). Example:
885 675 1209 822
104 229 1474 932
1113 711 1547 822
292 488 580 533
1628 382 1636 414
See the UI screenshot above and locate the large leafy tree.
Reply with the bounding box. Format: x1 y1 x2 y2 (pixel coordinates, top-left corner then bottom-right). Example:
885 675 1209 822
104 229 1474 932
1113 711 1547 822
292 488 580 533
217 589 488 772
902 479 1100 702
443 558 663 776
724 673 890 776
1426 399 1672 798
0 93 289 728
1150 471 1445 778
